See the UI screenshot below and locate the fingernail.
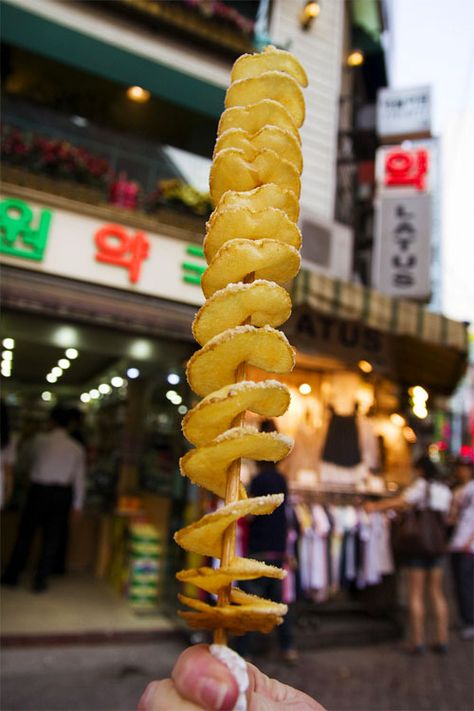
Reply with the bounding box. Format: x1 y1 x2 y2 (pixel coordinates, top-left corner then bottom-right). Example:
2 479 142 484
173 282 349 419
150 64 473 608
197 677 232 710
138 681 157 710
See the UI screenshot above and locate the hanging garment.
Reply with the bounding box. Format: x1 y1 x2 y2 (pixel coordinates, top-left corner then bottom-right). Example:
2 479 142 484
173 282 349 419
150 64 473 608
322 412 362 467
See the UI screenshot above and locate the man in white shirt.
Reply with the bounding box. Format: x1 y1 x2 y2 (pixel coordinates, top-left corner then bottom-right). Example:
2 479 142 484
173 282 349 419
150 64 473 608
2 406 85 592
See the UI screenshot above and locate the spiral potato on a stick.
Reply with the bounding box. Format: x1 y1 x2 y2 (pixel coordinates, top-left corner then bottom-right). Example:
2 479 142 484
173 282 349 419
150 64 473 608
175 46 307 643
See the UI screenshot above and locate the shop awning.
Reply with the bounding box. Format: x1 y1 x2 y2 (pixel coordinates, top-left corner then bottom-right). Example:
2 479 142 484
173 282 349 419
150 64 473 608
289 269 468 395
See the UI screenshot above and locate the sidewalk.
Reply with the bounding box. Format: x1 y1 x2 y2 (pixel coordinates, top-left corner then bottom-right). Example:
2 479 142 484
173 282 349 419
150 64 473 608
2 635 473 710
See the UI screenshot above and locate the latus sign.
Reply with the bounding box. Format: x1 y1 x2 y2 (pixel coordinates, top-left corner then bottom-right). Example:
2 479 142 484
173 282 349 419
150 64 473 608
0 196 206 307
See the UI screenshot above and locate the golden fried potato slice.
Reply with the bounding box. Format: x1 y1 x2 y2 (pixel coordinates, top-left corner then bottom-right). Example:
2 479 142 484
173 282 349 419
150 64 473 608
231 45 308 87
225 72 305 128
176 557 285 594
209 147 300 205
182 380 290 446
178 589 287 634
210 184 299 223
204 206 302 262
193 280 291 345
214 126 302 174
218 100 300 146
186 325 295 396
174 494 284 557
201 239 300 298
180 427 292 499
182 380 289 446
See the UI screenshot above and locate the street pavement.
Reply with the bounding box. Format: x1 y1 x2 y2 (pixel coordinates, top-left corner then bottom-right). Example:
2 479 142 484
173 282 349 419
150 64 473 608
1 634 473 711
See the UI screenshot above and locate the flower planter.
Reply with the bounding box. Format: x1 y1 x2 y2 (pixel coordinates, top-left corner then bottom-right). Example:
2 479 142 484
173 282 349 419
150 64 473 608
1 165 106 206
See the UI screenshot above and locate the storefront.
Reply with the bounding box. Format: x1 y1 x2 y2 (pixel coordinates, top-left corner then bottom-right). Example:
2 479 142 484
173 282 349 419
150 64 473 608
0 186 208 636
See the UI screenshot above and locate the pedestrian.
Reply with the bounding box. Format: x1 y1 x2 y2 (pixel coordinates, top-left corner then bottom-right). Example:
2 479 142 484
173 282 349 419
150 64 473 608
1 405 85 592
365 453 452 654
236 419 298 664
449 456 474 640
137 644 324 710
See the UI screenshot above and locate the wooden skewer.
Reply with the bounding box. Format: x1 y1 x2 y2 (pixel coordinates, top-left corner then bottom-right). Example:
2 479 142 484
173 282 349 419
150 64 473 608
214 273 254 646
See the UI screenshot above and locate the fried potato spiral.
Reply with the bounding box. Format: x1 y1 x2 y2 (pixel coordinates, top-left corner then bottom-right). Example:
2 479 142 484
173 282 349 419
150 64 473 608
174 45 306 639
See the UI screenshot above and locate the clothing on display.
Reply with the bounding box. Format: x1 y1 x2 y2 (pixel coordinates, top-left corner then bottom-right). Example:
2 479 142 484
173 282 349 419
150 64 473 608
321 411 362 467
293 501 394 600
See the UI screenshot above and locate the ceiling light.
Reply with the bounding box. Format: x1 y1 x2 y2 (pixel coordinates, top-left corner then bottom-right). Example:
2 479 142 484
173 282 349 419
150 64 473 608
127 367 140 379
1 368 11 378
166 390 178 401
41 391 52 402
80 393 91 403
390 413 405 427
347 49 364 67
358 359 373 374
54 326 77 348
52 366 63 377
99 383 112 394
89 389 100 399
2 338 15 349
178 405 188 415
411 385 428 401
65 348 79 359
172 394 183 405
300 1 320 30
299 383 312 395
58 358 70 369
2 351 13 361
46 373 57 383
70 115 89 128
1 361 11 372
127 85 151 103
111 376 124 388
167 373 180 385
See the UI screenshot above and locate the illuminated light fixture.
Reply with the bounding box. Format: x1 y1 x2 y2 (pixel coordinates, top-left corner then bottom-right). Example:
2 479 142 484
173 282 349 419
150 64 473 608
70 115 88 128
1 367 11 378
66 348 79 359
111 376 124 388
413 404 428 419
2 351 13 362
46 373 57 383
41 391 52 402
89 389 100 399
358 359 373 374
99 383 112 395
347 49 364 67
178 405 188 415
410 385 428 401
299 383 312 395
54 326 77 348
167 373 180 385
166 390 178 401
172 394 183 405
1 361 11 372
127 85 150 103
390 413 405 427
80 393 91 403
2 338 15 349
127 367 140 379
58 358 70 369
52 366 63 378
300 0 320 31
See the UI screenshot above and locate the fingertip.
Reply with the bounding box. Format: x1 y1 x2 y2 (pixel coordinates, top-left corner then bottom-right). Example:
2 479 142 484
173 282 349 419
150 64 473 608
172 644 239 710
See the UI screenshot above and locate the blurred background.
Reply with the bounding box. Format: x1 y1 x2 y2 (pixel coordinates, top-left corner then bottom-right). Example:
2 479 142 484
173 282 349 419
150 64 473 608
0 1 473 709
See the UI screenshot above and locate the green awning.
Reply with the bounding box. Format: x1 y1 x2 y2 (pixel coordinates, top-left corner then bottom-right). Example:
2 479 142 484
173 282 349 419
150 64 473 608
290 269 468 395
1 2 225 119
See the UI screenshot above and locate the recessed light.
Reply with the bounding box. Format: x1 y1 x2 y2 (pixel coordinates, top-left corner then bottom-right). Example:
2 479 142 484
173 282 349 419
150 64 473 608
99 383 112 394
66 348 79 359
111 376 124 388
127 367 140 379
2 338 15 349
167 373 180 385
58 358 70 369
2 351 13 362
41 391 52 402
80 393 91 403
52 366 63 377
46 373 57 383
89 389 100 399
127 85 150 103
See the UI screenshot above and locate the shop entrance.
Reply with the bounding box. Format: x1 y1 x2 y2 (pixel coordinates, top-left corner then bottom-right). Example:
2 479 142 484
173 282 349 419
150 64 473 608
1 307 195 640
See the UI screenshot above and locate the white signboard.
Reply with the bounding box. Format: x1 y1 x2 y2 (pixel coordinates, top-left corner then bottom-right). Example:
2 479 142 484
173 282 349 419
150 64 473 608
376 86 431 138
0 195 205 307
372 193 432 300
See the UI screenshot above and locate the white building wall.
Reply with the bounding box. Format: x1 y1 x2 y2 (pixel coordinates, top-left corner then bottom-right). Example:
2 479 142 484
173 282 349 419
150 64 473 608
270 0 345 221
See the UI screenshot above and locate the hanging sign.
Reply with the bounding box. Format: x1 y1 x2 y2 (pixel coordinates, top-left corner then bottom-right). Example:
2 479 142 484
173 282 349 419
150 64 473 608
372 193 432 299
375 144 433 195
376 86 431 139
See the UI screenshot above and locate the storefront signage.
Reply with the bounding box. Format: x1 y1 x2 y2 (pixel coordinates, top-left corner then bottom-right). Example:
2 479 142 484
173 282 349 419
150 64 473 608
376 145 433 195
288 307 391 370
376 86 431 138
372 193 431 299
0 196 206 307
0 197 52 261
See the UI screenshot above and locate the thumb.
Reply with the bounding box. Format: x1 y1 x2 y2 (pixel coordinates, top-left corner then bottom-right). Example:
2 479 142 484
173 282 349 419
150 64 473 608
171 644 239 710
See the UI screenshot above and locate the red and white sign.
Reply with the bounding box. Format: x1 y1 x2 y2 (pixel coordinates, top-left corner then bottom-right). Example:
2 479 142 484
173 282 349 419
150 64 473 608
376 144 433 195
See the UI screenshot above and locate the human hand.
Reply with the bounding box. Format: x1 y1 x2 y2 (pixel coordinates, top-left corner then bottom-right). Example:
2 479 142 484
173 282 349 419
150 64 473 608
138 644 325 710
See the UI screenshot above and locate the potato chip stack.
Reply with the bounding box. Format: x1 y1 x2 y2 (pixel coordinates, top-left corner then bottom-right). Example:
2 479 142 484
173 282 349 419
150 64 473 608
174 46 307 642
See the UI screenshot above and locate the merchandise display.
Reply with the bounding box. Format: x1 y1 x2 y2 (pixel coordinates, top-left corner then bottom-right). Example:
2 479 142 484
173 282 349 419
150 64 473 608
174 45 308 643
